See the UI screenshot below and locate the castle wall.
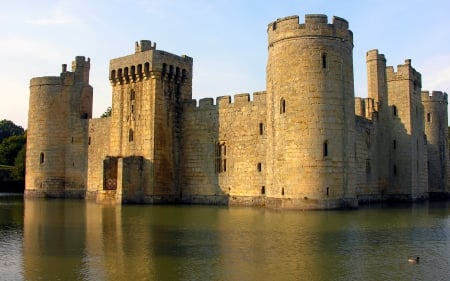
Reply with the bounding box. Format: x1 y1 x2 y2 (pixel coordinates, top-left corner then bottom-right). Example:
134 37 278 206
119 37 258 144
354 116 383 201
86 117 111 199
181 92 267 205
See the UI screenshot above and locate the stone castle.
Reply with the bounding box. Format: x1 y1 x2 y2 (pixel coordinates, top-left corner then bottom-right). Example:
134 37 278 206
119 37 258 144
25 14 449 209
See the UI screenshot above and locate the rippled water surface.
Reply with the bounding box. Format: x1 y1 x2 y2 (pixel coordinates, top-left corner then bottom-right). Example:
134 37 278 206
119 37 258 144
1 193 450 281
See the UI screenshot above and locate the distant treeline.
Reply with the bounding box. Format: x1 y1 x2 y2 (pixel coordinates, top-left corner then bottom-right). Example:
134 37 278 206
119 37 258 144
0 119 26 192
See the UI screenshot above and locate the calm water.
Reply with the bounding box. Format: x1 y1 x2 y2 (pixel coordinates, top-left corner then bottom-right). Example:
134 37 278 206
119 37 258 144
0 194 449 281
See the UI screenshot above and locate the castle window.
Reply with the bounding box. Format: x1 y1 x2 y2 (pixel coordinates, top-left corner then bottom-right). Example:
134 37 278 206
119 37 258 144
281 187 285 196
322 53 327 69
81 113 88 119
257 162 262 172
129 129 134 142
39 152 45 164
393 164 397 176
323 141 328 157
131 104 135 114
261 186 265 195
280 98 286 114
392 105 398 117
130 89 135 101
427 113 431 122
365 159 371 173
215 142 227 173
88 137 91 145
326 187 329 197
393 140 396 149
259 123 264 135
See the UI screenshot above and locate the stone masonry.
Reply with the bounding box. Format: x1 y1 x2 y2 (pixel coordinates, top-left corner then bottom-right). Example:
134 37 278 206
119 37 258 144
25 14 449 209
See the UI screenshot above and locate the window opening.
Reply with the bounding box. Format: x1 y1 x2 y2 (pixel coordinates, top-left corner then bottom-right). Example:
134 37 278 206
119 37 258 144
322 53 327 69
427 113 431 122
280 98 286 114
215 142 227 173
323 141 328 157
281 187 285 196
326 187 329 197
393 106 397 116
39 152 45 164
130 89 135 101
129 129 134 142
259 123 264 135
261 186 265 195
393 140 396 149
393 164 397 176
257 163 262 172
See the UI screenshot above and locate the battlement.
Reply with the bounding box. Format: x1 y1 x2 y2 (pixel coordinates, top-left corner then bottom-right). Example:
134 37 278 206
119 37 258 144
135 40 156 53
183 91 266 112
366 49 386 62
71 56 90 71
110 41 193 85
421 90 448 103
386 59 421 84
267 14 352 47
30 76 61 87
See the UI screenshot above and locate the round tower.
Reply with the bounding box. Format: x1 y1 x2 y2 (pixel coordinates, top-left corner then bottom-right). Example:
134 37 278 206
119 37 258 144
26 57 92 198
265 15 356 209
26 76 68 197
421 91 449 195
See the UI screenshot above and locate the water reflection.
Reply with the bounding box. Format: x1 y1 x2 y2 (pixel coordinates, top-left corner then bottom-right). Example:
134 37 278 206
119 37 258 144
16 199 450 280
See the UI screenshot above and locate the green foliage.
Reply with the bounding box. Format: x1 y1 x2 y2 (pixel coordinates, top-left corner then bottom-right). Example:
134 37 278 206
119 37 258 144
0 119 24 143
0 134 26 166
101 106 112 118
11 144 26 180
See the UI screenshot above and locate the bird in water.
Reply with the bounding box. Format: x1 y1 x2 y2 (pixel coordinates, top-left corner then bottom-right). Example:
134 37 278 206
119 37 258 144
408 256 420 263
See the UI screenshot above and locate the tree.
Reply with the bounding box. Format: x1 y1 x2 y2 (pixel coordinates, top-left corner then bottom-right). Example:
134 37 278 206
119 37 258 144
0 119 24 143
11 144 26 180
0 134 26 166
101 107 112 118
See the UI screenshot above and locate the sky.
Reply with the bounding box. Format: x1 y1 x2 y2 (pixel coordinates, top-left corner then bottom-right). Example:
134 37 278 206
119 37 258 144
1 0 449 129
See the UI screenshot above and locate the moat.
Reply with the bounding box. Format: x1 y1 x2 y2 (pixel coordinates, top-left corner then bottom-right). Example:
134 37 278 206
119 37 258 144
1 193 449 281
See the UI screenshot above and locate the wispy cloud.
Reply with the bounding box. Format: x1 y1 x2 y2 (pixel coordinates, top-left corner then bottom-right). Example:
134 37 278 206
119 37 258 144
26 15 76 25
25 2 80 26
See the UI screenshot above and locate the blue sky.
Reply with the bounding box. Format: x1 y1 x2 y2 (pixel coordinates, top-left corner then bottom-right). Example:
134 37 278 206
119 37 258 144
1 0 449 128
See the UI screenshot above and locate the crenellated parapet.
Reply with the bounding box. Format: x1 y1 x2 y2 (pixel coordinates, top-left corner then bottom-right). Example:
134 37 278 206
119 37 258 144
386 59 422 87
109 40 193 86
183 91 266 112
267 14 353 48
421 90 448 103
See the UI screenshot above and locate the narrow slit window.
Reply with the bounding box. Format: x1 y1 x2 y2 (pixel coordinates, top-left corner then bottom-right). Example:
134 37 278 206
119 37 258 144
323 141 328 157
427 113 431 122
259 123 264 135
322 53 327 69
129 129 134 142
393 140 396 149
39 152 45 164
280 98 286 114
393 105 397 117
257 163 262 172
261 186 265 195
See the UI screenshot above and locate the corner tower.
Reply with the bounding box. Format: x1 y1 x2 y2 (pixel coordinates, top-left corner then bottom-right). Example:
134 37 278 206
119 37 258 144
26 57 92 198
422 91 449 196
265 15 356 209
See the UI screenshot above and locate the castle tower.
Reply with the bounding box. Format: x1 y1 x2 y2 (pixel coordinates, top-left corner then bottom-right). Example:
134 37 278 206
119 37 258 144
26 56 92 198
107 40 192 203
366 49 390 193
421 91 449 196
265 15 356 209
386 59 427 200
